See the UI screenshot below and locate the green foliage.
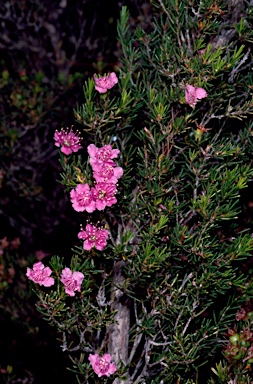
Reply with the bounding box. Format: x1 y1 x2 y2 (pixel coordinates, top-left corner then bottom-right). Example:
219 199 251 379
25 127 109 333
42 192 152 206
208 309 253 383
27 1 253 383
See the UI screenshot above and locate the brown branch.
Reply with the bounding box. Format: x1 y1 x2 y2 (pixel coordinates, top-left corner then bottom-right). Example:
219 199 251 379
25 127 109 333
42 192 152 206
108 260 131 384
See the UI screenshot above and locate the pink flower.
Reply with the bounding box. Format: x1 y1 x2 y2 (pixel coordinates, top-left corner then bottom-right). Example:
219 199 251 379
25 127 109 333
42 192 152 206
78 224 109 251
93 163 123 184
88 144 120 169
60 267 84 296
88 353 117 377
185 84 208 107
92 182 117 210
54 127 82 155
94 72 118 93
70 184 96 212
26 262 54 287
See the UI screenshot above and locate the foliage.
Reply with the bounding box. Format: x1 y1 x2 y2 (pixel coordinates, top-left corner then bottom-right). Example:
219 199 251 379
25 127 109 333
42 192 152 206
0 0 153 254
26 0 253 383
209 307 253 383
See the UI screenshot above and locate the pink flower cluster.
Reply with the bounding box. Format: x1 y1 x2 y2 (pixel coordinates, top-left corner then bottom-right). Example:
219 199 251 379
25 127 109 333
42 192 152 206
54 126 82 155
185 84 208 107
69 144 123 251
78 223 109 251
94 72 118 93
26 263 84 297
88 144 123 183
70 144 123 213
89 353 117 377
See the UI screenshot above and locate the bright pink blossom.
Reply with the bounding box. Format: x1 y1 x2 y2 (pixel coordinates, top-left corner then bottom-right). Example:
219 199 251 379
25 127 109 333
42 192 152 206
88 353 117 377
93 163 123 184
94 72 118 93
88 144 120 169
70 184 96 212
26 262 54 287
185 84 208 107
54 127 82 155
92 182 117 210
78 224 109 251
60 267 84 296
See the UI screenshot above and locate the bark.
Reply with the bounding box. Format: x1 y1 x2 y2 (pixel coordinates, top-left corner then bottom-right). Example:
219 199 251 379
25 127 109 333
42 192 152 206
108 260 132 384
211 0 245 49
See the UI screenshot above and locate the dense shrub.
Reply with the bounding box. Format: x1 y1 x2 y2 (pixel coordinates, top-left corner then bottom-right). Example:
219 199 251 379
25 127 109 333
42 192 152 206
26 1 253 383
2 0 253 383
